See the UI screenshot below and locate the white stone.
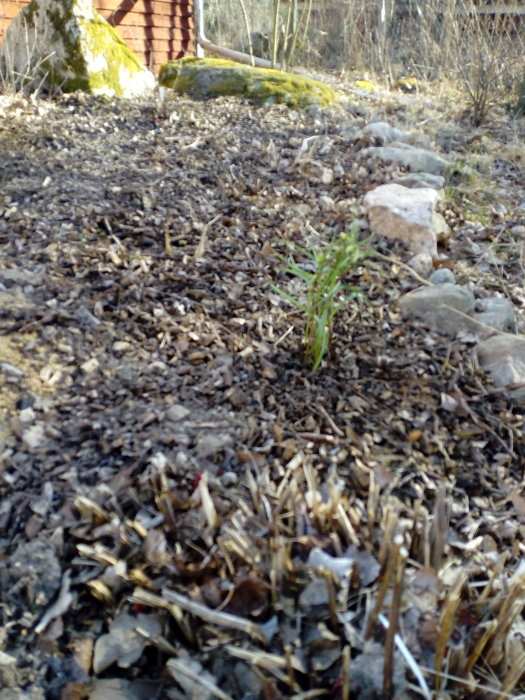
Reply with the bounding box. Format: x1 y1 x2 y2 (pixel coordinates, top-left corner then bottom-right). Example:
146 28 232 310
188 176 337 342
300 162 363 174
364 183 442 256
1 0 155 97
408 252 433 276
22 423 46 450
477 334 525 402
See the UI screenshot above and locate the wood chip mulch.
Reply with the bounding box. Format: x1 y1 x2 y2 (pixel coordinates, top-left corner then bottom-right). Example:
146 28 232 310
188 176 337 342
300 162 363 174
1 88 525 700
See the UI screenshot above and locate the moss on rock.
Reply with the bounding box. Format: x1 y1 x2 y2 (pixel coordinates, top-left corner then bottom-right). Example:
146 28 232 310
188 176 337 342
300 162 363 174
158 57 337 110
0 0 155 97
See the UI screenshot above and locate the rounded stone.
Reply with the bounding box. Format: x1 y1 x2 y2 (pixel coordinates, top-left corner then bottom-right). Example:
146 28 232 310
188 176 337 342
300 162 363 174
430 268 455 284
408 253 433 276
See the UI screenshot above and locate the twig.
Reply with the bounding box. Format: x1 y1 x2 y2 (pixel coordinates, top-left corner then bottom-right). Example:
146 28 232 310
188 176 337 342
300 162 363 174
167 658 234 700
370 251 434 287
341 644 351 700
378 614 431 700
312 404 345 437
132 587 267 644
434 572 467 691
365 534 403 640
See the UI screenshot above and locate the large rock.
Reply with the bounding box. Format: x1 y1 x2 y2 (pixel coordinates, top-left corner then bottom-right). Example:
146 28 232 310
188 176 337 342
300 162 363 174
158 57 337 110
399 285 516 340
0 0 155 96
398 283 476 336
364 143 447 175
363 183 448 257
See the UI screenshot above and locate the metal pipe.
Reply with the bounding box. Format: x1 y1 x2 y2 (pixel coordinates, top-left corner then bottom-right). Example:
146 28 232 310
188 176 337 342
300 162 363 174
193 0 280 69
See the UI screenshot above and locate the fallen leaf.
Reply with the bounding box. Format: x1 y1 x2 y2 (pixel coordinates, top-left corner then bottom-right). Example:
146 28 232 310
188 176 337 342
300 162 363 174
93 612 162 674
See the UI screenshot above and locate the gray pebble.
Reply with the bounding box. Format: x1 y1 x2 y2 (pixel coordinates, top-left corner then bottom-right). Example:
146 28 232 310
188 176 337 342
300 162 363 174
430 268 455 284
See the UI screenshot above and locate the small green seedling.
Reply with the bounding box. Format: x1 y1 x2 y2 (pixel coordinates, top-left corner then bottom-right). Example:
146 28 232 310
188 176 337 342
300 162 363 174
273 224 367 370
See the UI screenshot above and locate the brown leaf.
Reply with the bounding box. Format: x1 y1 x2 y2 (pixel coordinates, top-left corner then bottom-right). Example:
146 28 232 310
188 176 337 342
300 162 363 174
224 575 271 617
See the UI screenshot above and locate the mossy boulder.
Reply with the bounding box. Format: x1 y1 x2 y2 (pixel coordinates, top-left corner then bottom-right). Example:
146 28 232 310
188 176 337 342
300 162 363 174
158 57 337 110
0 0 155 97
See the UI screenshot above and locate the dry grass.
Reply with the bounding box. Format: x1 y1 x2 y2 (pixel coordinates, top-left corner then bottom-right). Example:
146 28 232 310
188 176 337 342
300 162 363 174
0 12 52 95
205 0 525 121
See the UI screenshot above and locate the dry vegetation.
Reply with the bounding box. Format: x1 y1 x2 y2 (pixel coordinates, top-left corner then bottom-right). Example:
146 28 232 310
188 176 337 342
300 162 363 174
206 0 525 124
0 80 524 698
0 1 525 699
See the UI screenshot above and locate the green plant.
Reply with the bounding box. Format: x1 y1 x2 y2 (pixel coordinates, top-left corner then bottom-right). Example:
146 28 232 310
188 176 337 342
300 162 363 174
273 224 367 370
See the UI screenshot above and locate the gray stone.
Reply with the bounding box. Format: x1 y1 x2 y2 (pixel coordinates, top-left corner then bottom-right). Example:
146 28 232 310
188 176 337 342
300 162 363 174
393 173 445 191
474 297 516 332
477 334 525 402
361 121 404 145
365 143 447 175
430 269 456 284
398 283 476 336
364 183 444 256
340 121 361 140
1 0 155 97
398 132 432 150
166 404 190 422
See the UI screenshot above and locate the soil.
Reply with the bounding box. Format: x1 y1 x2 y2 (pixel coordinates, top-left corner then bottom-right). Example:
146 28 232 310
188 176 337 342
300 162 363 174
0 83 524 699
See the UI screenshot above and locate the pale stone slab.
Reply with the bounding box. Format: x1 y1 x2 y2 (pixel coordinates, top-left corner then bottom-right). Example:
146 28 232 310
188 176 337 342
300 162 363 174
364 183 443 256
